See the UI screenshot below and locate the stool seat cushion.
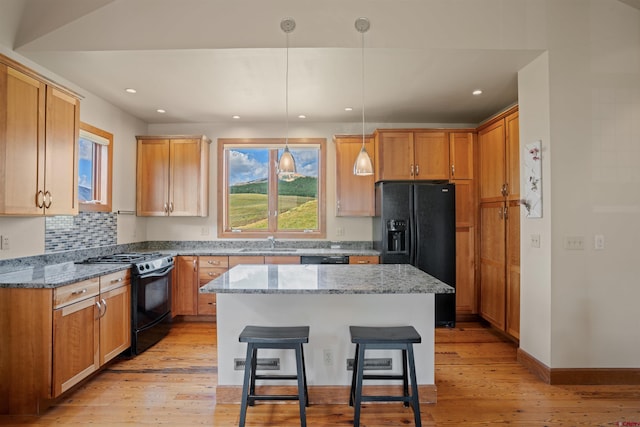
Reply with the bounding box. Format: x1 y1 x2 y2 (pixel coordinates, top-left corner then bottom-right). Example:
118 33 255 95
239 325 310 344
350 326 421 344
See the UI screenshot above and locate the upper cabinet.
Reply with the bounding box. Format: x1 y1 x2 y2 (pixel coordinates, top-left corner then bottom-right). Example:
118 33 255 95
334 135 375 216
374 129 474 182
479 109 519 203
0 56 80 216
136 135 211 216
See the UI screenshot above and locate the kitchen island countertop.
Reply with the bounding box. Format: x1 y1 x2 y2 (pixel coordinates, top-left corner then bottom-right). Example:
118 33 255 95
200 263 453 294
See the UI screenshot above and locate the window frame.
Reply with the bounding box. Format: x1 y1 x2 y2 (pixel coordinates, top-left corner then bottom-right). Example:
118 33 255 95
217 138 326 239
78 122 113 213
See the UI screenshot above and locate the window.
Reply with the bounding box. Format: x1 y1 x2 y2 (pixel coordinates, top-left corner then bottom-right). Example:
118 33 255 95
218 138 326 238
78 122 113 212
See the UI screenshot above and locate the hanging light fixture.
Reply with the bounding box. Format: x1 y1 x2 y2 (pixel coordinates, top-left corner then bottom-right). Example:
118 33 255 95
277 17 297 182
353 17 374 176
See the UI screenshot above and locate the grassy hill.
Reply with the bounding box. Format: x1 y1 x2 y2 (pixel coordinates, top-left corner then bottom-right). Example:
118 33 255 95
230 176 317 197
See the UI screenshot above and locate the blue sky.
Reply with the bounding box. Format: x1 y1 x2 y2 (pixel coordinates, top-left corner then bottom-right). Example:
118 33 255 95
228 148 319 185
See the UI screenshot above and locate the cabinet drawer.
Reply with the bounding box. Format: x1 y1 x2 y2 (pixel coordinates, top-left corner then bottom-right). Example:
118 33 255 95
198 293 216 316
100 269 131 293
199 256 228 268
349 256 379 265
199 267 228 285
54 278 100 309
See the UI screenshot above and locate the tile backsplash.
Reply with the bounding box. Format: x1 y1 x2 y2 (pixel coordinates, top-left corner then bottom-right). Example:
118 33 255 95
45 212 117 252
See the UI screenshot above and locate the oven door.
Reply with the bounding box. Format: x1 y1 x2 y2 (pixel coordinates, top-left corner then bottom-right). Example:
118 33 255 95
135 264 173 330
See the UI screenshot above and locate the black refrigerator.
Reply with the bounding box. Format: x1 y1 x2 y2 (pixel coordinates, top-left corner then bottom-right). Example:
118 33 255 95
373 181 456 327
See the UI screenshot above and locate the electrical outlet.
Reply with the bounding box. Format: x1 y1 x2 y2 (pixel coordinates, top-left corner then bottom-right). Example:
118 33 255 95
594 234 605 250
1 235 9 250
323 349 334 366
201 226 210 236
336 227 344 237
530 234 540 248
564 236 584 250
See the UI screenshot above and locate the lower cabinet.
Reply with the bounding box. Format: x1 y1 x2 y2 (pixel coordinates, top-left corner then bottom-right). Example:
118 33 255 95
0 268 131 415
349 255 379 264
198 256 230 316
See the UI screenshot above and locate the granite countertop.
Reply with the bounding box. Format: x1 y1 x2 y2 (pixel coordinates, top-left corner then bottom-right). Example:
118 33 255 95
0 262 130 289
200 264 454 295
158 248 380 257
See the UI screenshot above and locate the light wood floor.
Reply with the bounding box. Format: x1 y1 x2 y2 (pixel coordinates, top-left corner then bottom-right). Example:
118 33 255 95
2 321 640 426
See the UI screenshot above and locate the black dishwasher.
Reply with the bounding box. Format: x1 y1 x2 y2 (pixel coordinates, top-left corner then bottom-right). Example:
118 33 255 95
300 255 349 264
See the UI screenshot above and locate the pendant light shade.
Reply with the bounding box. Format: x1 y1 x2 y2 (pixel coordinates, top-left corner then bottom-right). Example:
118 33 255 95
353 17 374 176
278 17 297 181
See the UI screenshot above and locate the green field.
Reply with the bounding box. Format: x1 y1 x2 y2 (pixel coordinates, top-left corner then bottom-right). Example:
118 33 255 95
229 193 318 229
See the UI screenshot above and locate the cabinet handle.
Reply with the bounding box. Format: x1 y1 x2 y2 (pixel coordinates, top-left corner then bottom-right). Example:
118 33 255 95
504 206 509 220
207 260 220 265
498 207 504 220
357 260 370 264
169 202 174 213
504 182 509 196
207 272 218 277
193 259 197 272
44 191 52 209
72 288 87 295
95 300 102 319
410 164 415 176
111 278 123 283
451 164 455 177
163 202 168 213
415 164 420 176
35 190 45 208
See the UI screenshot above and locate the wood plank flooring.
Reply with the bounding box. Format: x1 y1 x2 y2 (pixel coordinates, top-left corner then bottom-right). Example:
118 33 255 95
2 321 640 426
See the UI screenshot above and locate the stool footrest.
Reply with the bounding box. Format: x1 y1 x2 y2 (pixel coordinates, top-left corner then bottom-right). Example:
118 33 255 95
249 394 301 401
362 374 405 381
254 374 298 380
360 395 412 403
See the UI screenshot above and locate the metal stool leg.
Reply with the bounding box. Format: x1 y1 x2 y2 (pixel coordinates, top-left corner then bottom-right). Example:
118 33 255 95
352 344 366 427
402 348 409 407
300 344 309 407
239 343 254 427
406 344 422 427
349 343 359 407
295 344 307 427
248 346 258 406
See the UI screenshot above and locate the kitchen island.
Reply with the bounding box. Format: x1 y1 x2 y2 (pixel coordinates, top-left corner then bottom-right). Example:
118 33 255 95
200 263 453 404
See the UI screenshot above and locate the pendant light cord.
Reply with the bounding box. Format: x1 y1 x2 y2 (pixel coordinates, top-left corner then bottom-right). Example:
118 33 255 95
361 29 365 148
286 30 290 146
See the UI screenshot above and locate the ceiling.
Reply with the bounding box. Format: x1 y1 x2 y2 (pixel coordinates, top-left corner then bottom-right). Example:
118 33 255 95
1 0 632 126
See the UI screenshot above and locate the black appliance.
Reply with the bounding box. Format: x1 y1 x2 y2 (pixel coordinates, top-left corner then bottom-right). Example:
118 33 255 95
78 252 174 355
300 255 350 264
373 182 456 327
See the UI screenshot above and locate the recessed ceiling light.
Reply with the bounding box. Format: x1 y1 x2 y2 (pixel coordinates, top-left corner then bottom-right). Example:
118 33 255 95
298 115 306 119
472 89 483 96
125 88 137 94
232 115 240 119
156 109 166 114
344 107 353 112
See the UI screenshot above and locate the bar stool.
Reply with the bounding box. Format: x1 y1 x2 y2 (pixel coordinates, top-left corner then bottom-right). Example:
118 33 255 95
349 325 422 427
238 325 310 427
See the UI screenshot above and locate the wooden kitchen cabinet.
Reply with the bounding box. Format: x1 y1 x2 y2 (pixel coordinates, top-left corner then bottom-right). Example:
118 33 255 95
478 107 520 339
349 255 379 264
264 256 301 264
229 255 265 268
413 131 449 180
334 135 375 216
0 56 80 216
136 135 211 217
99 270 131 365
449 132 474 180
173 255 199 316
198 256 230 316
374 130 414 181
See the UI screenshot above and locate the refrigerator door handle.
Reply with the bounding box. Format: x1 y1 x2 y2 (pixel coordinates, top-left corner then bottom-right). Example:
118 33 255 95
409 185 416 265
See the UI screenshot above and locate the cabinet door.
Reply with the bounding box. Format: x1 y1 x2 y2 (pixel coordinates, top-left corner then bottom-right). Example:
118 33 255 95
478 120 506 202
264 256 301 264
506 202 520 339
349 256 379 264
136 138 170 216
44 87 79 215
479 201 506 330
169 138 207 216
229 256 265 268
505 111 520 201
99 284 131 365
375 131 414 180
173 256 198 315
455 228 476 314
52 296 99 397
335 136 375 216
413 131 449 180
0 66 45 215
449 132 474 180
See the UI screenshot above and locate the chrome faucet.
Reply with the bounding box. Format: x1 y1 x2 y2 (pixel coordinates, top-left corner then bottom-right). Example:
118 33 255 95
267 235 276 249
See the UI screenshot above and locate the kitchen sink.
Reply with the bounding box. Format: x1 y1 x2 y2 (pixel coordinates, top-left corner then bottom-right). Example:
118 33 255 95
239 248 298 252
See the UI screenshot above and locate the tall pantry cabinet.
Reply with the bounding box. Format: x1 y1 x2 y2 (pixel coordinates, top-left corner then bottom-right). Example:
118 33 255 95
478 107 520 340
0 55 80 216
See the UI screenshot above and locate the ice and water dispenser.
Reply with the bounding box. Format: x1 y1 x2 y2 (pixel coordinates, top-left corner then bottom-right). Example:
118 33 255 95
386 219 407 253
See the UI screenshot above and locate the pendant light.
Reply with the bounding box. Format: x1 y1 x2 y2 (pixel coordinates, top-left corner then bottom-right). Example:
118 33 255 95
277 17 297 182
353 17 374 176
